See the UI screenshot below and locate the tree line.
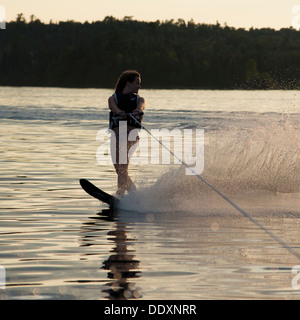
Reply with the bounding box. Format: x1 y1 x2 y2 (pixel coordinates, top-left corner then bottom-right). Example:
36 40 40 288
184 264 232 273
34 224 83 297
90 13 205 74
1 14 300 89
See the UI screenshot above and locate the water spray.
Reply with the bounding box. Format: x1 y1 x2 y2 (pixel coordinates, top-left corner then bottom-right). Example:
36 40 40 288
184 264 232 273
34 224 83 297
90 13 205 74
130 114 300 260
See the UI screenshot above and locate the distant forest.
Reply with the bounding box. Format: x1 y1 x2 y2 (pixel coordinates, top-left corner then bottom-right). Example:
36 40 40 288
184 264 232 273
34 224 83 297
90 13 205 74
1 14 300 89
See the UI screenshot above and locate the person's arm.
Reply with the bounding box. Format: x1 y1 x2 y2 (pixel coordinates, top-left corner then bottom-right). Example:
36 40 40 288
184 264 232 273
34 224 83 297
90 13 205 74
133 97 145 113
108 95 125 114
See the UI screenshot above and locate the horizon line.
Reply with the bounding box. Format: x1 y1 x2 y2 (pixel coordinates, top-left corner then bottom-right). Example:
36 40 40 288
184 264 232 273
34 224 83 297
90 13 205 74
5 13 296 32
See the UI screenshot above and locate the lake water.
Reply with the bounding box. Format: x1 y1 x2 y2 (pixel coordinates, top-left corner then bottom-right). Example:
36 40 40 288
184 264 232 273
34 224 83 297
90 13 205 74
1 87 300 300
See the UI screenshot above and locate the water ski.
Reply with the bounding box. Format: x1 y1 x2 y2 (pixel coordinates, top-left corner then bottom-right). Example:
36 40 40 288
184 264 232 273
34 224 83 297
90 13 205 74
79 179 118 209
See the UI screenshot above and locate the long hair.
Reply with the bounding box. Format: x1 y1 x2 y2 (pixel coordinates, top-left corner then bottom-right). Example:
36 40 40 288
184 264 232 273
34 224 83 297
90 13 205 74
115 70 141 93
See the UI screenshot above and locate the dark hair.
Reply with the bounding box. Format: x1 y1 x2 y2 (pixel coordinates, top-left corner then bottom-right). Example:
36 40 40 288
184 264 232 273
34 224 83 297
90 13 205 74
115 70 141 93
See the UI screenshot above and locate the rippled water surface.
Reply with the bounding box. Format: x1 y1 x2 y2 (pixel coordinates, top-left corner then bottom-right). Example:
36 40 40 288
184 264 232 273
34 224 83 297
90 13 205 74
1 87 300 299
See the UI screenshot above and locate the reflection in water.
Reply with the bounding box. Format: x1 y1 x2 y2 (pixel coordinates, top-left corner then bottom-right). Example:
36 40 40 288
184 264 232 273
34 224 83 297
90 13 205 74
81 209 142 300
102 215 142 300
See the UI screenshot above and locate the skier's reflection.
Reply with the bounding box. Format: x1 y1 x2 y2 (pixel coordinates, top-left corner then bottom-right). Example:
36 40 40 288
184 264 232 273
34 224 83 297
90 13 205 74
102 211 141 299
83 209 142 299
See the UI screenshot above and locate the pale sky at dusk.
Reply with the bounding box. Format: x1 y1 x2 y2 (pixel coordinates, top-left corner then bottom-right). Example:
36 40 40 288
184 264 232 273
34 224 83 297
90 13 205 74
1 0 300 30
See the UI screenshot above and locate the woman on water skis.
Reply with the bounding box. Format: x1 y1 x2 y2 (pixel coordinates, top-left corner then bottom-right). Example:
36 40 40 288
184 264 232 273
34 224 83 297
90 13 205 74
108 70 145 196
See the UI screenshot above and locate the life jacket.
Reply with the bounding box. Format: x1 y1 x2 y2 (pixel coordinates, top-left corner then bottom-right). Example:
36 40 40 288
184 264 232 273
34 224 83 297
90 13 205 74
109 92 143 129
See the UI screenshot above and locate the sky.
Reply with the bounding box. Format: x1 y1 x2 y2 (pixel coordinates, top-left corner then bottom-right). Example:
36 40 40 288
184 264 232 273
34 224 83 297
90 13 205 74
1 0 300 30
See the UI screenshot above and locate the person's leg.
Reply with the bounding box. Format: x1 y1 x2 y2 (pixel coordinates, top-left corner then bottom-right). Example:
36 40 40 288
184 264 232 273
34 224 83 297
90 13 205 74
114 163 128 196
111 128 139 195
125 139 139 192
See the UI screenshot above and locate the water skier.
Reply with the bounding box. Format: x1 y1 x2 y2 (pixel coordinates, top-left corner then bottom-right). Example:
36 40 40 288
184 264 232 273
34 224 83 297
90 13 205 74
108 70 145 196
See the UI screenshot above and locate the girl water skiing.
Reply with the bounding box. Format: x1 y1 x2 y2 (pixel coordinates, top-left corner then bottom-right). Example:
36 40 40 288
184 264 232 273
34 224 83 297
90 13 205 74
108 70 145 196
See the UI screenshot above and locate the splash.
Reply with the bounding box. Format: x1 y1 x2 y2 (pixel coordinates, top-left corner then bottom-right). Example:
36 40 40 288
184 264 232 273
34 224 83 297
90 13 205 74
121 114 300 213
204 114 300 194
